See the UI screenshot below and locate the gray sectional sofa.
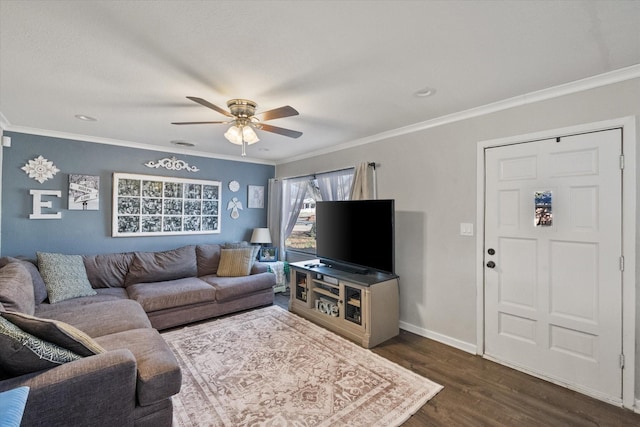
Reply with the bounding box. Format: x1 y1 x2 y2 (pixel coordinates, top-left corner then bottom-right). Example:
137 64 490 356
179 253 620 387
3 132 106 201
0 243 276 426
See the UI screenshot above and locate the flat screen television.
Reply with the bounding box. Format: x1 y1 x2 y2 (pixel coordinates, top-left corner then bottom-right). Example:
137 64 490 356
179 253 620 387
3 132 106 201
315 199 395 274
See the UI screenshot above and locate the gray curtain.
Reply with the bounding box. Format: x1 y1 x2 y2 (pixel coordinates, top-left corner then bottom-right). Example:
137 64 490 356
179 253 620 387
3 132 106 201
349 162 374 200
280 177 309 260
316 169 354 201
267 178 282 260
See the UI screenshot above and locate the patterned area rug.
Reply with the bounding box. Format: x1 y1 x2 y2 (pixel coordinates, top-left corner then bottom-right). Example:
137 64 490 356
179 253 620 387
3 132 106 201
164 305 442 426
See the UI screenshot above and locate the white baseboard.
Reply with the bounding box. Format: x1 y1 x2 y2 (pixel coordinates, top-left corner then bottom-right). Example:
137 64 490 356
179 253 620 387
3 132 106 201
635 399 640 414
399 321 477 354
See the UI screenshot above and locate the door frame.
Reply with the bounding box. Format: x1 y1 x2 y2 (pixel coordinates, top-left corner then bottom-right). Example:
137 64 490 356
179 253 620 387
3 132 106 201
475 116 636 409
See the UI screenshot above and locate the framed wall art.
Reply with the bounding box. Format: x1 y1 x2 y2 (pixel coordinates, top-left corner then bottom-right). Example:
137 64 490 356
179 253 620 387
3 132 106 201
69 174 100 210
112 173 221 237
258 246 278 262
247 185 264 209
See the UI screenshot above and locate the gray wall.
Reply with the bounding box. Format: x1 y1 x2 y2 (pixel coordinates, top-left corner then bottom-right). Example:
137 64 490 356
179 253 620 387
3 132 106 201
1 132 274 258
276 78 640 399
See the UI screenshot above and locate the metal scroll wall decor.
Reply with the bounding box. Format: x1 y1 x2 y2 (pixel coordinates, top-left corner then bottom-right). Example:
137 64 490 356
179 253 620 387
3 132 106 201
144 156 199 172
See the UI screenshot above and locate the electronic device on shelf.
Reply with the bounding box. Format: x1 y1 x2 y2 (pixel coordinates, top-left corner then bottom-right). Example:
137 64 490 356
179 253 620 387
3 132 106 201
315 199 395 275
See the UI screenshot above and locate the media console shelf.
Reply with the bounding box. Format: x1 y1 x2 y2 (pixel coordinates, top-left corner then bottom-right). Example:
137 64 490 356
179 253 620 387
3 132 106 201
289 260 399 348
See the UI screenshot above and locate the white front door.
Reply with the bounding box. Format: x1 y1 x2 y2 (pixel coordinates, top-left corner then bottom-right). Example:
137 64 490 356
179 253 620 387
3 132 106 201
484 129 623 400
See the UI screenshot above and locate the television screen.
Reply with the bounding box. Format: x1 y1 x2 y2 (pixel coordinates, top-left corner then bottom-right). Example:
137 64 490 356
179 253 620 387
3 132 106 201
315 199 395 274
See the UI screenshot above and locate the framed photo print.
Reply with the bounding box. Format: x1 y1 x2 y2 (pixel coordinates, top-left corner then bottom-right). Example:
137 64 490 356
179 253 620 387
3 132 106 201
112 172 221 237
258 247 278 262
247 185 264 209
69 174 100 210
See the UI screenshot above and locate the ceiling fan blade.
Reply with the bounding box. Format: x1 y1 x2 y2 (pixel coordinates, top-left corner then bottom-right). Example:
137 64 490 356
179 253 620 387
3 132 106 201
256 105 299 121
258 123 303 138
171 121 227 125
186 96 234 118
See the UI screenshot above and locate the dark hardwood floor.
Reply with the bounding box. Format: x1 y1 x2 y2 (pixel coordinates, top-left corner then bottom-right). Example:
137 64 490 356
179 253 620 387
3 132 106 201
274 293 640 426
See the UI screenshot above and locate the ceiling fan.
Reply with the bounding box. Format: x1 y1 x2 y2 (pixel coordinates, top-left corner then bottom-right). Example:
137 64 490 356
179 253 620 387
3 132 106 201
172 96 302 156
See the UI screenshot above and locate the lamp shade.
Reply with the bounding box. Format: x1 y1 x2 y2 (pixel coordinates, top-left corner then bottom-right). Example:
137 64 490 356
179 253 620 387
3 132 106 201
250 227 272 244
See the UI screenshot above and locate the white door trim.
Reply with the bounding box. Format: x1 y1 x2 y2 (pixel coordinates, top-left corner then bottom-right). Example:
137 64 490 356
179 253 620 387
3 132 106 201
475 116 636 409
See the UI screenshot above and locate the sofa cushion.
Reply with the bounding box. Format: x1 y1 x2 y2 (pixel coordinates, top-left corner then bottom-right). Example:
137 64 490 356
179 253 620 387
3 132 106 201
0 316 81 376
1 311 104 357
0 262 35 315
83 252 134 288
35 299 151 338
35 288 130 316
94 328 182 406
216 248 255 277
195 244 221 277
0 257 48 304
127 277 217 312
201 271 276 302
37 252 96 303
125 246 197 286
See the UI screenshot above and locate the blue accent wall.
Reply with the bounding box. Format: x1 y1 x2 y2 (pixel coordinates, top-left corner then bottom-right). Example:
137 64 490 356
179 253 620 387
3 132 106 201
1 132 274 258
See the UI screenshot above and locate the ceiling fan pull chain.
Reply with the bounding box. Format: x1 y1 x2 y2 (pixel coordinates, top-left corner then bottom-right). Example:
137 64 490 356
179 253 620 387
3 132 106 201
242 140 247 157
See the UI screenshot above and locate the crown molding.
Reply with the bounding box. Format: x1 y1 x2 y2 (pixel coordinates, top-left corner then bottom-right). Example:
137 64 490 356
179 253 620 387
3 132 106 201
278 63 640 164
0 112 9 132
0 124 276 166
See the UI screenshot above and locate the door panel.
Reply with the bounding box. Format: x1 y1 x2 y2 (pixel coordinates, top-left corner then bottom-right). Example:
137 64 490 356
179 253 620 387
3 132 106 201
484 129 622 399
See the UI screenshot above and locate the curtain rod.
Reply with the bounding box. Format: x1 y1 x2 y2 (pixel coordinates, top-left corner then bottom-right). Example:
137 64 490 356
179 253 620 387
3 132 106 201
276 162 376 181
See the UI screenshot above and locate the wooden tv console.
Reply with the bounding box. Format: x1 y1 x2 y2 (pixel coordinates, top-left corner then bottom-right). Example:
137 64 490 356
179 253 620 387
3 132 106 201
288 260 399 348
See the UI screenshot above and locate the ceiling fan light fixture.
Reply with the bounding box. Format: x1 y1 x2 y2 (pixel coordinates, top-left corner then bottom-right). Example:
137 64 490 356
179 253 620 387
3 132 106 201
174 96 302 157
224 125 243 145
242 125 260 144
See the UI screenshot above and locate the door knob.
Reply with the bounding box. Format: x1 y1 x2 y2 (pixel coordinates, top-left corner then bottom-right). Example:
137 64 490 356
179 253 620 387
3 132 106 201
486 261 496 269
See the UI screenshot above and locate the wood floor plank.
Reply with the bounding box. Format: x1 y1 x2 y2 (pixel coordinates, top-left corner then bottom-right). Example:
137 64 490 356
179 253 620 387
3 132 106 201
274 294 640 426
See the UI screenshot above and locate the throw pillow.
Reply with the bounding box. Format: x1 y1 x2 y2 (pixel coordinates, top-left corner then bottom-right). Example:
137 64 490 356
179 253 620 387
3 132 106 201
0 257 48 305
222 241 259 261
0 387 29 426
0 316 81 376
37 252 96 304
1 311 104 357
0 262 35 315
216 248 255 277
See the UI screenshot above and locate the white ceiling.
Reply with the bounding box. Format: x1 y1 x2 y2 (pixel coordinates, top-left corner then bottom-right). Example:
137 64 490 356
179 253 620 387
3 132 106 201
1 0 639 164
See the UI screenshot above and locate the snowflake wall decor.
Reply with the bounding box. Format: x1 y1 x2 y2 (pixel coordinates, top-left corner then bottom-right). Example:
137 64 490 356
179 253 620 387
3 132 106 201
21 155 60 183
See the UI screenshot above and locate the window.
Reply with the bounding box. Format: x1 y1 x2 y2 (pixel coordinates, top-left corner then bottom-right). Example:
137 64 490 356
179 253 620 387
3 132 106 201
284 169 354 254
285 179 319 253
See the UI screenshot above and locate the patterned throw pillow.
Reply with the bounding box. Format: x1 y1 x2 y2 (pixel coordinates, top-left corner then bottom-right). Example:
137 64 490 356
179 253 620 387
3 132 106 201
37 252 96 303
0 316 81 376
216 248 255 277
1 311 104 357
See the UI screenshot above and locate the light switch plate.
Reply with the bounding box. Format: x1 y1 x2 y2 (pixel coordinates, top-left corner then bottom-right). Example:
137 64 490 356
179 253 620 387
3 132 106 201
460 223 474 236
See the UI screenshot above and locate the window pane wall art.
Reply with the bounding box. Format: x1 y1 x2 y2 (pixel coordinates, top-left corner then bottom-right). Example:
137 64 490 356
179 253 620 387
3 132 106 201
112 172 221 236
